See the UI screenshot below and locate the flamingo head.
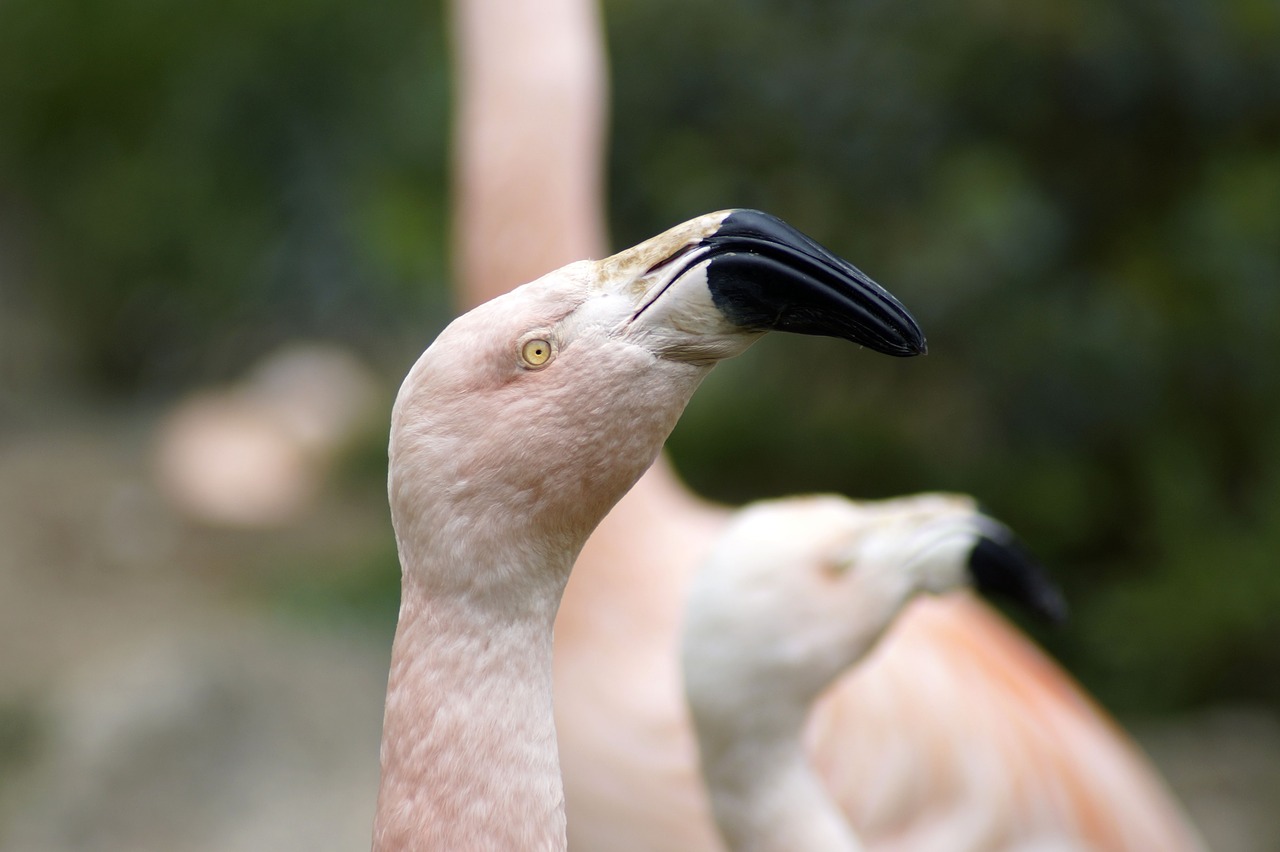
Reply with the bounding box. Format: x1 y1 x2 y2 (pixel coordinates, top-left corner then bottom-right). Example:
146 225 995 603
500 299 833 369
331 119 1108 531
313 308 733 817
683 493 1066 734
388 210 925 603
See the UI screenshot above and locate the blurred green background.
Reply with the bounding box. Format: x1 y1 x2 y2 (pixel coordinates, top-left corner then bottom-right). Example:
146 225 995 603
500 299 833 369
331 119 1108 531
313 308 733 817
1 0 1279 846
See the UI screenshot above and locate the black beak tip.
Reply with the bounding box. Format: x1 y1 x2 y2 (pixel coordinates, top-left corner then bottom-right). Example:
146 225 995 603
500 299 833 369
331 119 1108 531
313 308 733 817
894 329 929 358
968 533 1069 626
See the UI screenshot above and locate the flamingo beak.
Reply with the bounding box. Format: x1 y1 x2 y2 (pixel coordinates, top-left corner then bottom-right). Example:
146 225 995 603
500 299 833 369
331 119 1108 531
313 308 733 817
620 208 926 363
692 209 926 357
967 525 1069 624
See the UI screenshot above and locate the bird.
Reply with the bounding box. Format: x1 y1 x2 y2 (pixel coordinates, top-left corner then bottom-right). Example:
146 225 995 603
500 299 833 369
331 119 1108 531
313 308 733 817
681 493 1067 852
370 209 926 849
153 343 380 528
448 0 1205 849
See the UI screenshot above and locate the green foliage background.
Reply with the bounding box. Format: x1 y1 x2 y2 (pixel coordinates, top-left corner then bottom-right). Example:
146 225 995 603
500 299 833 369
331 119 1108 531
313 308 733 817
2 0 1277 716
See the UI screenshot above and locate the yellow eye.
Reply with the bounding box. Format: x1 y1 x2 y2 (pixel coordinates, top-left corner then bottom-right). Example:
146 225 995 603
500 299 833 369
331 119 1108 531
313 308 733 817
520 337 553 368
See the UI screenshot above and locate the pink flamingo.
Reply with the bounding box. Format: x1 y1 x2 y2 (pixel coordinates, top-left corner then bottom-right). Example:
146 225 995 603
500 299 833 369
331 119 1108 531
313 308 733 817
371 209 924 848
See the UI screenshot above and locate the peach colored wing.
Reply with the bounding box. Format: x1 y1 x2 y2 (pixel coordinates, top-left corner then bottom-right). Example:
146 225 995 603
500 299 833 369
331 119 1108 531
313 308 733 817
809 594 1204 851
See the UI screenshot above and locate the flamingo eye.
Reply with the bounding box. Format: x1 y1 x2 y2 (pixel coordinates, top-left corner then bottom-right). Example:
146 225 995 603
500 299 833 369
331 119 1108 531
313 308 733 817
519 337 554 369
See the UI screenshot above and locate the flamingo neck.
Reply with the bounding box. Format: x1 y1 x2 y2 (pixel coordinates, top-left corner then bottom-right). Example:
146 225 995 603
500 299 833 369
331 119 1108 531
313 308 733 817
452 0 608 309
699 728 863 852
372 572 567 851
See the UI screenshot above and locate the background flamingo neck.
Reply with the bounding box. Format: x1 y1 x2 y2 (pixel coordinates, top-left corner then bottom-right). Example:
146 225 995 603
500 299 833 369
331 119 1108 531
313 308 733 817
701 734 863 852
452 0 608 309
372 578 567 851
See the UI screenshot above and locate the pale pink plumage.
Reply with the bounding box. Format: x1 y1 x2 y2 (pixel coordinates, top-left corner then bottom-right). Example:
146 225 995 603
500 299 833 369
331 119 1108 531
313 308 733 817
371 207 917 846
372 222 737 848
449 1 1204 849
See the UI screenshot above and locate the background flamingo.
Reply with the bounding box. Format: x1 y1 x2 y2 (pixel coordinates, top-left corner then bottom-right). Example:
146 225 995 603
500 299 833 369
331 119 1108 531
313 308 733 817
452 0 1204 849
683 494 1126 852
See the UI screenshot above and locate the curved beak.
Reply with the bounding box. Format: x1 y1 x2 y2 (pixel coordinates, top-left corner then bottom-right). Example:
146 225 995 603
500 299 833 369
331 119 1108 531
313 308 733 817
968 523 1069 624
612 209 926 363
698 210 926 357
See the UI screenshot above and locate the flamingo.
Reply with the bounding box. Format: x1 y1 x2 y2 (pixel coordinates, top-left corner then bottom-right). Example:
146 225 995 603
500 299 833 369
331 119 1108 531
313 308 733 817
681 494 1068 852
449 0 1205 849
371 209 925 848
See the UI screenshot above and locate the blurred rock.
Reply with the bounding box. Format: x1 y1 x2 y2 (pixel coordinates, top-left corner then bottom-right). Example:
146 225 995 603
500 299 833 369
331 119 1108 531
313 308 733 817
154 343 382 529
0 406 396 852
0 617 387 852
0 426 189 693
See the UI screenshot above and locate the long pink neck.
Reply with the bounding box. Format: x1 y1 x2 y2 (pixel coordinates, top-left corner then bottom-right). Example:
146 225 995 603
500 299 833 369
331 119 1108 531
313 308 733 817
451 0 608 309
372 575 567 851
